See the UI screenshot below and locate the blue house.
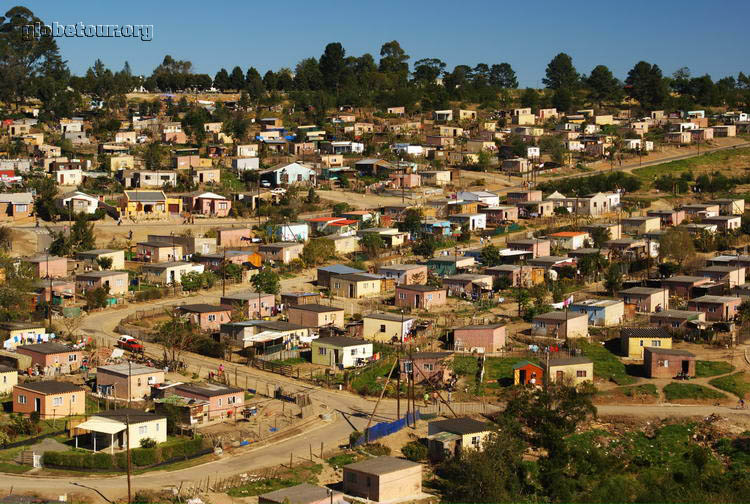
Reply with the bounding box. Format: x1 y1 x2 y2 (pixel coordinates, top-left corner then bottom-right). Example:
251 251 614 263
421 219 452 237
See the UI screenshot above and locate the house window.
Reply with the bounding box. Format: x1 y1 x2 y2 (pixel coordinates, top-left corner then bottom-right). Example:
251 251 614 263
399 293 406 300
69 354 77 362
318 347 327 355
380 324 386 333
651 340 661 347
427 294 433 301
71 394 76 403
350 348 358 356
424 363 434 371
52 397 63 407
366 476 371 487
334 282 340 289
208 314 216 321
639 340 644 346
471 436 480 446
148 376 156 385
217 398 223 407
139 425 147 435
576 370 587 377
18 394 26 404
156 423 160 432
137 378 142 387
228 396 236 404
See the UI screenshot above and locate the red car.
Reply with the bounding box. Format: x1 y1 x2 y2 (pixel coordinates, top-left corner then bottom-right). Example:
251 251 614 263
117 336 144 352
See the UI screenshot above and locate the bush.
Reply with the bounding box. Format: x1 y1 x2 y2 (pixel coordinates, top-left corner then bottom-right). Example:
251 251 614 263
135 288 164 302
140 437 157 449
131 447 157 467
402 440 428 461
364 443 391 456
349 431 363 447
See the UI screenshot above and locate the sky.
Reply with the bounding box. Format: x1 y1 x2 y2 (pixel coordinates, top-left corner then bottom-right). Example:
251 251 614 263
21 0 750 87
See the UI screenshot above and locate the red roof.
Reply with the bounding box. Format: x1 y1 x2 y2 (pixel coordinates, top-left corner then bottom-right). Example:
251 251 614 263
307 217 342 223
329 219 357 226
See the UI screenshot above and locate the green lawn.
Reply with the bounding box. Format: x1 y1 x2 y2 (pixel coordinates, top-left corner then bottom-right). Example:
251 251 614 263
226 463 322 497
0 462 32 473
616 383 659 398
632 147 750 183
663 383 727 401
578 340 636 385
710 372 750 398
696 360 736 378
350 357 397 396
271 357 306 366
451 356 538 390
326 453 358 467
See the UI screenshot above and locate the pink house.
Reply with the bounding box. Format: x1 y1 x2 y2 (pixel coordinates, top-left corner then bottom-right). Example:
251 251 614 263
177 304 232 332
395 285 447 309
217 228 254 247
163 131 188 144
26 255 68 278
389 173 421 189
172 382 244 419
183 192 231 217
16 342 83 372
453 324 506 352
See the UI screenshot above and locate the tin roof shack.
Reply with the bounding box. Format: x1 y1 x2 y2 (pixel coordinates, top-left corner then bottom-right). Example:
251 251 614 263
618 287 669 314
281 292 320 306
568 299 625 327
687 295 742 322
176 304 232 332
485 265 542 288
16 342 82 373
154 394 208 428
0 364 18 395
531 311 589 339
452 324 506 353
220 292 276 318
259 483 345 504
330 273 382 299
544 357 594 386
13 381 85 418
316 264 365 289
172 382 244 420
650 309 706 332
0 322 47 350
426 255 476 276
377 264 428 285
644 347 696 379
287 304 345 328
427 417 491 462
343 456 422 502
96 363 165 401
513 361 543 385
698 266 745 288
507 238 551 258
661 275 713 298
259 242 304 265
362 313 417 343
219 320 307 351
311 337 373 368
395 284 447 310
443 273 493 297
620 327 672 359
401 352 454 384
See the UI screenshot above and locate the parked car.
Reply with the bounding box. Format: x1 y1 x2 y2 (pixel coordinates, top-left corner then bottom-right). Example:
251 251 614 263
117 335 144 352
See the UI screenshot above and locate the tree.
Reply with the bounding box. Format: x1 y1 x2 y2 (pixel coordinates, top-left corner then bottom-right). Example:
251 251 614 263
144 142 165 170
294 58 324 90
413 58 446 84
361 233 385 259
578 252 608 281
480 245 502 267
542 53 579 91
319 42 346 91
305 187 320 204
302 238 335 266
85 287 109 310
229 66 245 90
625 61 668 110
659 229 695 268
489 63 518 89
520 88 540 111
412 235 438 259
96 256 113 270
588 227 611 248
402 208 423 237
379 40 409 84
0 256 35 322
603 263 623 295
250 267 280 294
586 65 621 107
245 67 264 100
156 312 199 367
48 213 95 256
213 68 230 91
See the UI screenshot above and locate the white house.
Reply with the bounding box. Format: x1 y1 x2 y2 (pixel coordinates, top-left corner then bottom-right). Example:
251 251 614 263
392 144 425 156
75 409 167 451
311 337 373 368
233 157 260 171
56 191 100 215
56 168 83 186
235 144 258 157
456 191 500 207
448 213 487 231
526 146 540 159
259 162 316 188
328 141 364 154
275 222 309 242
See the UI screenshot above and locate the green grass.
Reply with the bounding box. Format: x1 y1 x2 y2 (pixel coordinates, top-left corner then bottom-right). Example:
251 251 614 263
663 383 727 401
578 340 636 385
350 357 397 395
632 147 750 183
451 356 537 390
226 463 322 497
696 360 735 378
271 357 306 365
0 462 32 473
616 383 659 397
710 372 750 398
326 453 357 467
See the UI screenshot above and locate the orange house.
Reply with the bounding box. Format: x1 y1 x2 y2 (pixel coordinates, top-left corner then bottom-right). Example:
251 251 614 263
16 342 83 373
13 381 86 419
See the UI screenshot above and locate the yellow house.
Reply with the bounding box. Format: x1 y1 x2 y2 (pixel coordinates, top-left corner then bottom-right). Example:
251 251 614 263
0 365 19 395
620 327 672 359
120 190 172 219
0 322 47 350
427 417 491 461
109 155 135 171
362 313 416 342
22 133 44 146
330 274 381 299
545 357 594 385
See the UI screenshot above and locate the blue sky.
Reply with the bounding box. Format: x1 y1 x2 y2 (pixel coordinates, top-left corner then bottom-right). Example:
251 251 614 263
23 0 750 87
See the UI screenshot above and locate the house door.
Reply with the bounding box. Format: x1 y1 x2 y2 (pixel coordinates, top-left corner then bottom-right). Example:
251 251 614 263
682 360 690 374
415 294 421 307
34 398 40 412
348 284 354 297
519 370 526 384
556 371 564 383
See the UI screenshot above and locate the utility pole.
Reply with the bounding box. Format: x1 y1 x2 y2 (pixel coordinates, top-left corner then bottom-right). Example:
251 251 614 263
222 247 227 297
170 232 177 297
126 414 132 504
46 248 52 329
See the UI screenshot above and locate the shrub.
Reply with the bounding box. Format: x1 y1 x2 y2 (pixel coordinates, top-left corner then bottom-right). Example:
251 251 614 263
140 437 157 449
364 443 391 456
349 431 363 447
402 440 428 461
131 447 157 467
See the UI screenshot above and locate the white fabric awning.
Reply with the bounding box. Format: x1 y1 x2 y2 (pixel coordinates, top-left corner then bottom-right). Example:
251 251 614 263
76 417 126 435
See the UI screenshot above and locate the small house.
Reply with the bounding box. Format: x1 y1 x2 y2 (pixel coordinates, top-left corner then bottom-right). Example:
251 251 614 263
650 309 706 331
507 238 551 258
531 311 589 339
172 382 244 419
25 255 68 278
259 242 304 264
287 304 345 328
687 295 742 322
544 357 594 385
330 274 382 299
16 342 82 373
643 347 696 379
343 456 422 502
513 361 543 385
13 381 86 418
377 264 428 285
401 352 454 384
618 287 669 313
75 270 129 296
661 275 712 298
96 363 165 400
312 337 373 368
136 241 183 263
427 417 491 461
176 304 232 332
0 364 18 395
568 299 624 327
395 284 447 310
362 312 416 343
620 327 672 359
75 409 167 451
220 292 276 318
453 324 506 353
